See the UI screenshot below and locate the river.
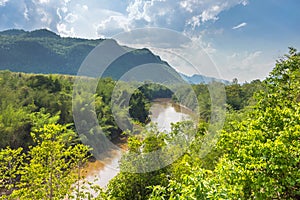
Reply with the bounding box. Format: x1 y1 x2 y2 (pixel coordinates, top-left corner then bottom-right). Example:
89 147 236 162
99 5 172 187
83 98 192 188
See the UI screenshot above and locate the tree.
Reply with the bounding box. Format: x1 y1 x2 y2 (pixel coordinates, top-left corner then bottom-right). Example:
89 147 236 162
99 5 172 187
12 123 90 200
106 125 170 200
263 47 300 106
129 90 149 123
0 147 23 198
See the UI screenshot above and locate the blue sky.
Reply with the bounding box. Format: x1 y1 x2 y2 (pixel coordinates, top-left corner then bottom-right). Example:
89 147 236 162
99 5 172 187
0 0 299 82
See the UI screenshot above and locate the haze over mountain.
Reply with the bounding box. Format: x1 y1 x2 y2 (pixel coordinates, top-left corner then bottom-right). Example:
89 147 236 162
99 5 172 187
180 73 230 85
0 29 229 84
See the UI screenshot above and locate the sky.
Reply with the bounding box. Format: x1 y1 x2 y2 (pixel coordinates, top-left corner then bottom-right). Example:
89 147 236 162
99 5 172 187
0 0 299 82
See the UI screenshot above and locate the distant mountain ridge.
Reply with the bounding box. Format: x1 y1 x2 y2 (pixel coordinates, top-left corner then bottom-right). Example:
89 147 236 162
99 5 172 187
0 29 229 84
180 73 230 85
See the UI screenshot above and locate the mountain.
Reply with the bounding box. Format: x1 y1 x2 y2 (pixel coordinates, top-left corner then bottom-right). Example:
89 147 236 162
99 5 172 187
0 29 229 84
0 29 101 75
0 29 175 78
0 29 27 36
180 73 230 85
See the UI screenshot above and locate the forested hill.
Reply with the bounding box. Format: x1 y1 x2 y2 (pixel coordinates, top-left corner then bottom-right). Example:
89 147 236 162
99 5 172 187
0 29 172 79
0 29 231 84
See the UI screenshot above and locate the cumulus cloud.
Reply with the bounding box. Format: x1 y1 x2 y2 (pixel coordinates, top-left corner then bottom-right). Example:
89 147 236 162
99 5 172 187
232 22 247 30
52 1 130 38
0 0 65 31
0 0 250 39
96 15 130 38
125 0 249 34
56 0 249 38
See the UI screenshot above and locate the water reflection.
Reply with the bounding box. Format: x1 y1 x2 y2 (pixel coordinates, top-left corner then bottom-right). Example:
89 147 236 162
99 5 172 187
149 98 191 132
85 148 122 188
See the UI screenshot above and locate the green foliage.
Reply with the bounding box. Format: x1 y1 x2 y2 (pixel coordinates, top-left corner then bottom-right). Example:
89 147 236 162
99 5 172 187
106 125 171 199
0 47 299 199
0 71 74 149
106 121 198 200
139 83 173 100
0 147 23 198
10 123 88 199
0 122 91 200
147 48 300 199
215 106 300 198
129 90 149 123
0 71 154 150
226 79 263 110
262 47 300 106
0 104 30 149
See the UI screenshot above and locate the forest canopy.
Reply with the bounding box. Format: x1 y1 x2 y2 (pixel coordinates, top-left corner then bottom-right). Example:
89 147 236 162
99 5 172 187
0 48 299 199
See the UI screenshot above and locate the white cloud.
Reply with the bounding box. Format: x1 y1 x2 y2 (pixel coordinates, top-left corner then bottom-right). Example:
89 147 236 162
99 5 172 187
211 50 275 82
232 22 247 30
240 0 248 6
55 2 131 39
126 0 174 26
37 0 50 4
56 23 75 37
0 0 250 39
180 0 193 13
56 7 68 21
37 8 51 25
64 13 78 23
96 15 130 37
188 5 225 31
124 0 250 36
82 5 88 11
126 0 147 21
23 4 29 20
187 15 201 29
13 0 70 31
0 0 9 6
200 5 221 22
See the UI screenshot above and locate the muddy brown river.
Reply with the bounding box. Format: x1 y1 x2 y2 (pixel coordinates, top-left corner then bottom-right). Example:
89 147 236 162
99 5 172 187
83 98 192 188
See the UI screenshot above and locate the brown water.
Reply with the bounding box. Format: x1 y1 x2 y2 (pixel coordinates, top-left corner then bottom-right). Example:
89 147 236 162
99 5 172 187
84 98 192 188
149 98 191 132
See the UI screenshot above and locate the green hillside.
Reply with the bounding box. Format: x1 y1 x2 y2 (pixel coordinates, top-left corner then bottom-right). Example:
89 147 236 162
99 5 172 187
0 29 172 79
